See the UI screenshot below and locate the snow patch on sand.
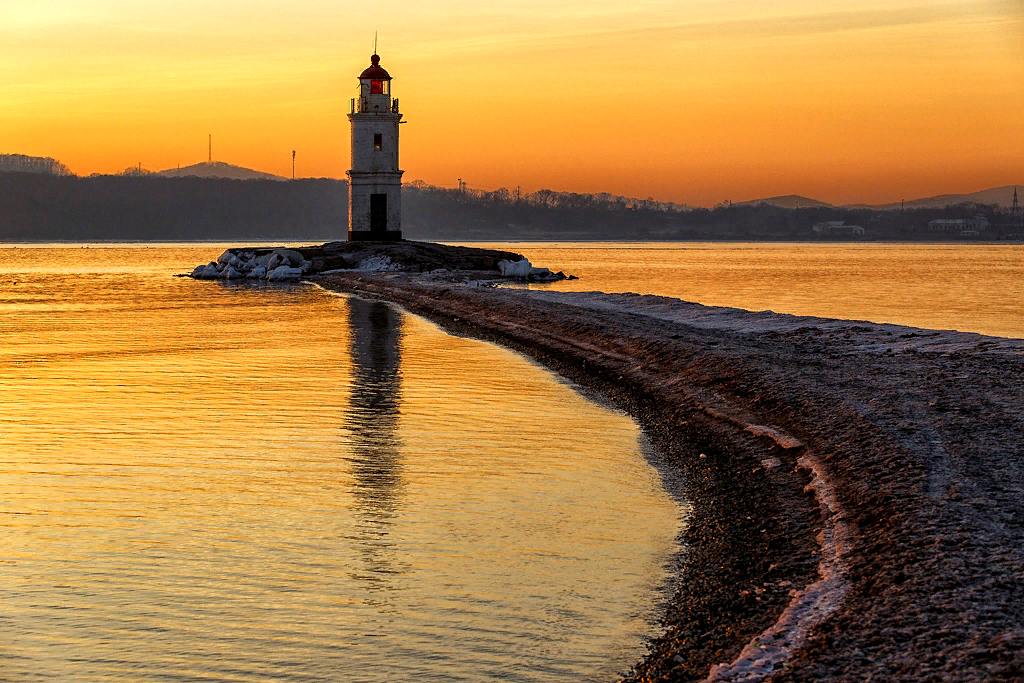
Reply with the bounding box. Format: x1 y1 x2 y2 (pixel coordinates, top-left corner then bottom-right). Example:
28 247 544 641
745 425 803 450
523 291 1024 355
705 447 852 682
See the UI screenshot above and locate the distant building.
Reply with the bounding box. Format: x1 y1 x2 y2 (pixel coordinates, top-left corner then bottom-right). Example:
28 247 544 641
813 221 864 236
347 51 403 241
928 215 989 236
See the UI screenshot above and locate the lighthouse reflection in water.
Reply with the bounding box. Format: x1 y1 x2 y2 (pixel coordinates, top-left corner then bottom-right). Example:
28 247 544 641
335 296 682 681
344 298 407 596
0 246 681 683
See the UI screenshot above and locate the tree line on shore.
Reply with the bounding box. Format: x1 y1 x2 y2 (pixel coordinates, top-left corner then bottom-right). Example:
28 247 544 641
0 154 73 177
402 183 1021 240
1 170 1019 242
0 172 345 241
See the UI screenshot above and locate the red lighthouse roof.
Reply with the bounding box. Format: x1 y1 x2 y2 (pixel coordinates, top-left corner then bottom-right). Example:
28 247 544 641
359 54 392 81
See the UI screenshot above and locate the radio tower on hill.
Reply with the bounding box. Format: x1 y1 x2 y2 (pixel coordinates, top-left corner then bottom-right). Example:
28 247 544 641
1013 187 1020 216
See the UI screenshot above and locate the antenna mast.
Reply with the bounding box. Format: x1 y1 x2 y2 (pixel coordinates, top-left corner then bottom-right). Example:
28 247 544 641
292 150 296 180
208 134 212 163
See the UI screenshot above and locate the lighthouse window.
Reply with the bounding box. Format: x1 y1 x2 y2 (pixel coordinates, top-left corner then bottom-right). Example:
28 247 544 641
370 80 387 95
373 134 383 149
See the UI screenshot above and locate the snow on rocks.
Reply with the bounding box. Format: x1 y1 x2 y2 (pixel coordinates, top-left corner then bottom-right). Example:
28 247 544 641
187 243 575 284
190 247 310 282
274 249 305 266
352 255 399 272
497 258 572 282
498 258 532 277
267 265 304 281
197 262 220 278
188 247 409 282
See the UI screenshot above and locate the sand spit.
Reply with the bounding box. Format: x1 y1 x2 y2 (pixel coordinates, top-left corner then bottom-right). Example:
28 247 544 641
311 269 1023 682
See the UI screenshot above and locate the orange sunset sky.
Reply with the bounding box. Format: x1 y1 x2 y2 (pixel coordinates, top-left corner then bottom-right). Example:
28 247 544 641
2 0 1022 206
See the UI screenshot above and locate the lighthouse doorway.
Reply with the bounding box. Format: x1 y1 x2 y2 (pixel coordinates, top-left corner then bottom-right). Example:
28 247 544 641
370 194 388 232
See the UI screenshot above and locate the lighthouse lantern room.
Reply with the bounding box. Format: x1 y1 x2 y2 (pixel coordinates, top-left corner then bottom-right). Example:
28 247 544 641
347 52 403 241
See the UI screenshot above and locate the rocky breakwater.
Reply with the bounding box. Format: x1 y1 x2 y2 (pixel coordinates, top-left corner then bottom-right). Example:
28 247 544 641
191 247 311 281
186 240 576 283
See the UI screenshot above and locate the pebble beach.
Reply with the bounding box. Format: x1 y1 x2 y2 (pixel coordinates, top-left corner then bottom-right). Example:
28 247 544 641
309 257 1023 682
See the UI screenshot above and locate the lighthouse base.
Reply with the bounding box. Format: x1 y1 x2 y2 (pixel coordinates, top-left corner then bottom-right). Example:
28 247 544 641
348 230 403 242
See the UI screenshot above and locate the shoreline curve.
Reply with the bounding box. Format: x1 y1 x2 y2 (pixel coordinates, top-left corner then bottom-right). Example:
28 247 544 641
307 269 1023 682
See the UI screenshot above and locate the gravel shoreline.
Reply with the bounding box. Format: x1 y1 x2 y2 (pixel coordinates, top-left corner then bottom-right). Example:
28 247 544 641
311 270 1023 682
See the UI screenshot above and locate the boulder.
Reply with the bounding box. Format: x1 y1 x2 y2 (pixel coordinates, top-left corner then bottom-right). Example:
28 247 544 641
309 255 349 273
267 253 284 270
247 266 267 279
200 263 220 279
217 249 235 264
267 265 303 282
498 258 533 277
221 266 242 279
272 248 305 267
256 253 273 268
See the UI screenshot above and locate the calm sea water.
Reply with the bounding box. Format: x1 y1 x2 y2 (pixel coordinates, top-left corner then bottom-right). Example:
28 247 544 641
483 243 1024 339
4 241 1020 680
0 246 682 682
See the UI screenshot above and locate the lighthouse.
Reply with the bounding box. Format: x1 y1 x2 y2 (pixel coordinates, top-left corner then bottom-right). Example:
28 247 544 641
347 52 403 241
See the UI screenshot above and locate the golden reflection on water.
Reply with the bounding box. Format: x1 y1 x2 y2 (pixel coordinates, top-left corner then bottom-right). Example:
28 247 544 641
479 242 1024 339
0 247 681 682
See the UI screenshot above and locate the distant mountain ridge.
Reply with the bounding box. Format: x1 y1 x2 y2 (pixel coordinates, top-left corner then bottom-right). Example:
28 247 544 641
736 195 832 209
848 186 1021 210
156 161 287 181
742 185 1022 210
2 151 1018 207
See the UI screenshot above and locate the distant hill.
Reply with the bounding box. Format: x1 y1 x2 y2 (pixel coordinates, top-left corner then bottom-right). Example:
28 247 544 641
741 186 1021 210
157 161 287 181
0 153 73 176
852 186 1021 210
2 171 1018 242
737 195 833 209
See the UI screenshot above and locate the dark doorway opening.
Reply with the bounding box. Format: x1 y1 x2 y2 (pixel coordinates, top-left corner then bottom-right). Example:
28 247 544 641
370 193 388 232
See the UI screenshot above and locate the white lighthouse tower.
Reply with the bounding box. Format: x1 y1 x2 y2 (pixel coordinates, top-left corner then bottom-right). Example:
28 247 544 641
347 51 403 241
